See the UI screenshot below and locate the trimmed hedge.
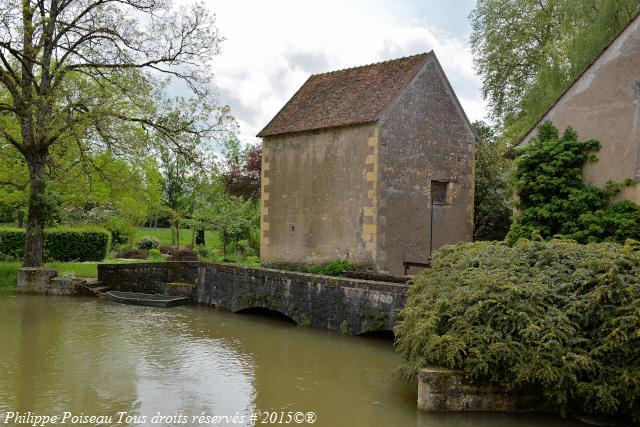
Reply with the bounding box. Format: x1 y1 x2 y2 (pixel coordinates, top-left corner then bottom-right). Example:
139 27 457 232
0 228 24 260
0 227 110 262
395 239 640 422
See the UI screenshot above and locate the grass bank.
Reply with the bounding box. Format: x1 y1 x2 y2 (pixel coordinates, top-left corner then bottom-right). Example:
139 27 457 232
0 259 157 289
134 227 222 248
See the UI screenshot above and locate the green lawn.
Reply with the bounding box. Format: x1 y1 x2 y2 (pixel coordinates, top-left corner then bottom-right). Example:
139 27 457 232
0 227 245 289
134 227 222 248
0 259 160 289
0 262 20 288
0 261 99 288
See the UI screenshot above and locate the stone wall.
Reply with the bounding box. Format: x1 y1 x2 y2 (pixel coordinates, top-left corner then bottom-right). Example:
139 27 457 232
260 123 378 266
195 263 407 334
97 262 198 294
17 268 59 294
417 368 544 412
17 268 99 296
378 55 476 275
98 262 408 335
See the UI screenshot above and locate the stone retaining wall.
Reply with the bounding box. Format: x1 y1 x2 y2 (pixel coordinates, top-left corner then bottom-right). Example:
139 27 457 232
417 368 544 412
17 268 96 296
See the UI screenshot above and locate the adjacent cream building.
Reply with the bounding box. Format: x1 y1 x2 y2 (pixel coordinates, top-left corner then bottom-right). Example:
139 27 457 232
517 12 640 202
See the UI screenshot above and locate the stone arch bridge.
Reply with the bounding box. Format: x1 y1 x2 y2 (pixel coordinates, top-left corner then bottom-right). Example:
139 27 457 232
98 262 409 335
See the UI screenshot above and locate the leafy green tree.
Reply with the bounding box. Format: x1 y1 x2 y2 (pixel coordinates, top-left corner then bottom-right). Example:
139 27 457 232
160 149 193 248
473 121 512 240
193 194 259 260
1 131 165 250
470 0 640 140
506 122 640 243
0 1 231 266
0 141 28 225
141 158 164 229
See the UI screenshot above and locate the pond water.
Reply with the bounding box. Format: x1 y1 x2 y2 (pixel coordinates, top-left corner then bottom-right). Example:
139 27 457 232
0 294 586 427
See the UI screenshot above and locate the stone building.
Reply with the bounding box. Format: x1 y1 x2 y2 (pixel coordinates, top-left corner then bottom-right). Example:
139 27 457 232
257 52 475 276
517 12 640 202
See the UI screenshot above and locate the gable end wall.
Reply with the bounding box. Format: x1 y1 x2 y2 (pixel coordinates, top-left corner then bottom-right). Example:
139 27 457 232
378 56 475 275
519 16 640 203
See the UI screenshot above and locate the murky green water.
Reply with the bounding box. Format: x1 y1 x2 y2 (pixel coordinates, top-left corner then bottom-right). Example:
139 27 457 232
0 294 586 427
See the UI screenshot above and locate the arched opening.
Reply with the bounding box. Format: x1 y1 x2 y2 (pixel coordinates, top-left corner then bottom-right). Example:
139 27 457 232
358 330 395 341
235 307 297 324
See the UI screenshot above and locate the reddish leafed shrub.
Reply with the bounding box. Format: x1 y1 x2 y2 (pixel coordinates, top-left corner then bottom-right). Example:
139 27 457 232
159 245 174 255
167 250 198 261
115 248 148 259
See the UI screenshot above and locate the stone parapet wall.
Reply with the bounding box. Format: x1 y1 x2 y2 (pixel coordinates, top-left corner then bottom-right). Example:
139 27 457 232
97 262 199 295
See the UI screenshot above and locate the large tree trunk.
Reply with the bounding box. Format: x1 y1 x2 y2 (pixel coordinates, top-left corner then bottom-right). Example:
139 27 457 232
23 155 47 267
195 228 205 246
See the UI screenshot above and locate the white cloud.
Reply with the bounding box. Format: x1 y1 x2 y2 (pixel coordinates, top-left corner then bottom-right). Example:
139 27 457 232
186 0 487 144
458 97 487 125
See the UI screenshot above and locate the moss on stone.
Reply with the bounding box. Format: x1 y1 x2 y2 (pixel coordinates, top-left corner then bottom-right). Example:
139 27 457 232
339 320 353 335
361 311 386 331
299 313 312 327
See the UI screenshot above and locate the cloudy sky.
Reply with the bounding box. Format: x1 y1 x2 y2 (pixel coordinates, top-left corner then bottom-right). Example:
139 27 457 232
196 0 485 145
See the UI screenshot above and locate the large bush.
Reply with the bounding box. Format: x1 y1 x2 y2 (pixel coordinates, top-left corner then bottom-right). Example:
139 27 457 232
507 122 640 244
0 227 110 261
137 235 160 250
395 239 640 421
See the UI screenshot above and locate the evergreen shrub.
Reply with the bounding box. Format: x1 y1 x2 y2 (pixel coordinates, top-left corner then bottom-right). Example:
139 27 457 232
395 239 640 421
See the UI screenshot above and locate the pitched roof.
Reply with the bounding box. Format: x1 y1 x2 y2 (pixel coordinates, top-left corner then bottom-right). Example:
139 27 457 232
257 52 430 138
516 10 640 147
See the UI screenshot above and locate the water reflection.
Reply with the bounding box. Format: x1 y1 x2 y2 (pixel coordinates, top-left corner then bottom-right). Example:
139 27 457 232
0 295 585 427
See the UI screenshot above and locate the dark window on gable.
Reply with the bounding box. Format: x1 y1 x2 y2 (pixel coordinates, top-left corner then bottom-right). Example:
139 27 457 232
431 181 449 204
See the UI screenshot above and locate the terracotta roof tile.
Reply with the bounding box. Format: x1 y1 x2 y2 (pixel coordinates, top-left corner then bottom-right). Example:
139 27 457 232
257 52 431 137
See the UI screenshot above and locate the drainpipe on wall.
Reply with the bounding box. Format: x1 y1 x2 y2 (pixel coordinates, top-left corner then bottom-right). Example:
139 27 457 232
429 197 434 258
633 81 640 185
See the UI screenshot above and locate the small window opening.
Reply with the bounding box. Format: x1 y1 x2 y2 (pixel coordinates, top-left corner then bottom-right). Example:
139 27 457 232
431 181 449 204
290 225 295 232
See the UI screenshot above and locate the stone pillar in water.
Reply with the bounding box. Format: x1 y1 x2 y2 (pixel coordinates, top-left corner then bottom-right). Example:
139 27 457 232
17 268 59 294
